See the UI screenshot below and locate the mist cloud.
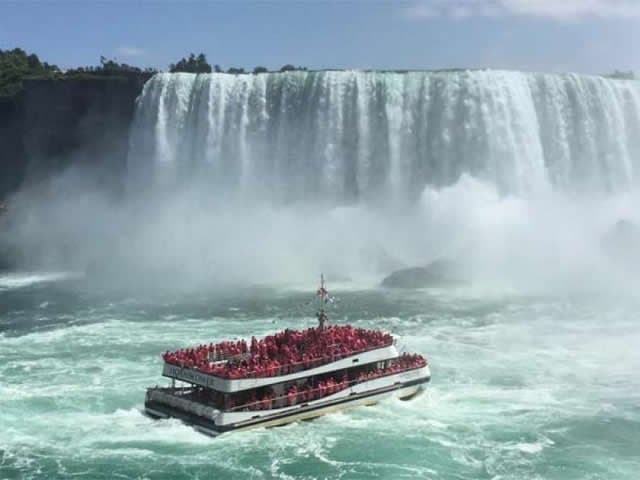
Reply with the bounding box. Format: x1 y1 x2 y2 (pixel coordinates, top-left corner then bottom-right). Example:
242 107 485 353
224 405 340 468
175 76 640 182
4 165 639 295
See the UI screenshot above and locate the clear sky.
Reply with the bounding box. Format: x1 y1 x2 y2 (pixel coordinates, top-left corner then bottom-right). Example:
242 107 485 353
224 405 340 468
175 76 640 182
1 0 639 75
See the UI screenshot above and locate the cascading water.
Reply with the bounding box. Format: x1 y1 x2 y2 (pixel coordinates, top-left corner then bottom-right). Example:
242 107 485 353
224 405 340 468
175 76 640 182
128 70 640 202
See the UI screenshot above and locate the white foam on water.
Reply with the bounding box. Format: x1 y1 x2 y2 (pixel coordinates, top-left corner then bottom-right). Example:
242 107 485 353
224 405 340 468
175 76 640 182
513 442 547 454
1 288 639 479
0 271 81 290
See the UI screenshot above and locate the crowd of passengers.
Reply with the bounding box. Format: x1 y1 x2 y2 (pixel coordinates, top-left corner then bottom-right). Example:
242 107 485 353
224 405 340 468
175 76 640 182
162 325 394 379
229 353 427 411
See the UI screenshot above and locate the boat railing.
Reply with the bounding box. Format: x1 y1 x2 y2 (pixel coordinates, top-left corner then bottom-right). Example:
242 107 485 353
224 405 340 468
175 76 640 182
227 379 353 412
147 388 220 419
186 339 395 380
226 361 427 412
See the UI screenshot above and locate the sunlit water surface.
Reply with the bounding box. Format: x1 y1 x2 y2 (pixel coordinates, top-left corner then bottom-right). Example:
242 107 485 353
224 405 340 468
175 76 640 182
1 273 639 480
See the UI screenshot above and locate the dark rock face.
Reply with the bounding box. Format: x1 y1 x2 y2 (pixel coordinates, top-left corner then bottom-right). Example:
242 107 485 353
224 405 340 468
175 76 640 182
0 77 148 270
0 76 148 200
0 242 17 271
0 204 16 270
381 259 467 288
21 77 146 195
0 94 26 198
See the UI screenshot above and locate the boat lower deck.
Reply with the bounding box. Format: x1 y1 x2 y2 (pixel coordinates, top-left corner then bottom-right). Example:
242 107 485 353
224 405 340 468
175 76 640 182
144 369 430 436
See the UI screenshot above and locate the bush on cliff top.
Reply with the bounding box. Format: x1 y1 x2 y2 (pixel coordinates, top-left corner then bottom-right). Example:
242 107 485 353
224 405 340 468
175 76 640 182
0 48 59 96
1 50 156 96
64 56 156 79
169 53 213 74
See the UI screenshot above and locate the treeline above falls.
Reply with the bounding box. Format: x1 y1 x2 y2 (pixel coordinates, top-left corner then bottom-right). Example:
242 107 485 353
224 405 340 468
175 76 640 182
128 70 640 203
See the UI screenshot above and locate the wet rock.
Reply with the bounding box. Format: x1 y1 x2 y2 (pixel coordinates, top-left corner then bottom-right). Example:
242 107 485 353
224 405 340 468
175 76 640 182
381 258 467 288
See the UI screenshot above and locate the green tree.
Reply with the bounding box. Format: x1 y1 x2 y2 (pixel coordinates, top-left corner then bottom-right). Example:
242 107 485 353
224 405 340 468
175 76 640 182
604 70 635 80
279 64 307 73
64 55 156 79
253 66 268 74
0 48 157 96
0 48 59 96
169 52 212 73
227 67 245 74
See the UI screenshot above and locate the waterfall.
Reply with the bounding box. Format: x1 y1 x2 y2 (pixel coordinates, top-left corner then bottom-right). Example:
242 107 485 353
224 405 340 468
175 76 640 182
128 70 640 202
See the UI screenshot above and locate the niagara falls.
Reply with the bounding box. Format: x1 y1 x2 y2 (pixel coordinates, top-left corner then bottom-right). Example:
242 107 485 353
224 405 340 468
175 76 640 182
1 1 640 479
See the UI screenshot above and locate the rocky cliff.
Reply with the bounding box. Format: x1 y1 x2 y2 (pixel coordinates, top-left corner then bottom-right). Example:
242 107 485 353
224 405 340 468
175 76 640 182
0 75 148 200
0 94 25 198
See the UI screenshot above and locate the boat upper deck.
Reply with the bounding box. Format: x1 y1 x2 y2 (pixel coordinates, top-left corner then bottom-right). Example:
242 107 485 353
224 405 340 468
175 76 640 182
162 325 394 380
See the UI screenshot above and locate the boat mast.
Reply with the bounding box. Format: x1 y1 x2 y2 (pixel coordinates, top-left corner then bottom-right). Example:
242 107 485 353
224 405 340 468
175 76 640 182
317 273 328 329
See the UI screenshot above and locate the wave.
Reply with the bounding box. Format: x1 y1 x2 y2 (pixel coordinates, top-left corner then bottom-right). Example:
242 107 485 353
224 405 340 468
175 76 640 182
0 272 80 290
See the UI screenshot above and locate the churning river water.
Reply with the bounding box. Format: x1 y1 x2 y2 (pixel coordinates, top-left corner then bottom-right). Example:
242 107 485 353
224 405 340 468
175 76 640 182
1 273 638 480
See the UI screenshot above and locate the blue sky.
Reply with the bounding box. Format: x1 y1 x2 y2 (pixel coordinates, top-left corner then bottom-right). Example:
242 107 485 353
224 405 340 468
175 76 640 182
1 0 639 75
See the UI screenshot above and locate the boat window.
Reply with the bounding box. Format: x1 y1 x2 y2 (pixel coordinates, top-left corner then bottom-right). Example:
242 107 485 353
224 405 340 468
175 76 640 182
212 354 428 412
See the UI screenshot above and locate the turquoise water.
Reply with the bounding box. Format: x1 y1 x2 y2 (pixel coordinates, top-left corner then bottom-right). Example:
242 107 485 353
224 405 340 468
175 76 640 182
1 273 639 479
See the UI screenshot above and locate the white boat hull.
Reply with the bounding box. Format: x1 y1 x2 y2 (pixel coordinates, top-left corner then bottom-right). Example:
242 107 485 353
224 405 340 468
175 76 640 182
219 383 424 435
145 366 430 436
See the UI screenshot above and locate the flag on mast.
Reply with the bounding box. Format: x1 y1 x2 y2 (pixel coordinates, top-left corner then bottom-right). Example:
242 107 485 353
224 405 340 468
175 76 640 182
316 274 335 304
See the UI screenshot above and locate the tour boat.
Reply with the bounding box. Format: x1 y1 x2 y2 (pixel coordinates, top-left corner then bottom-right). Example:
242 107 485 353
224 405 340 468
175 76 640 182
144 277 431 436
